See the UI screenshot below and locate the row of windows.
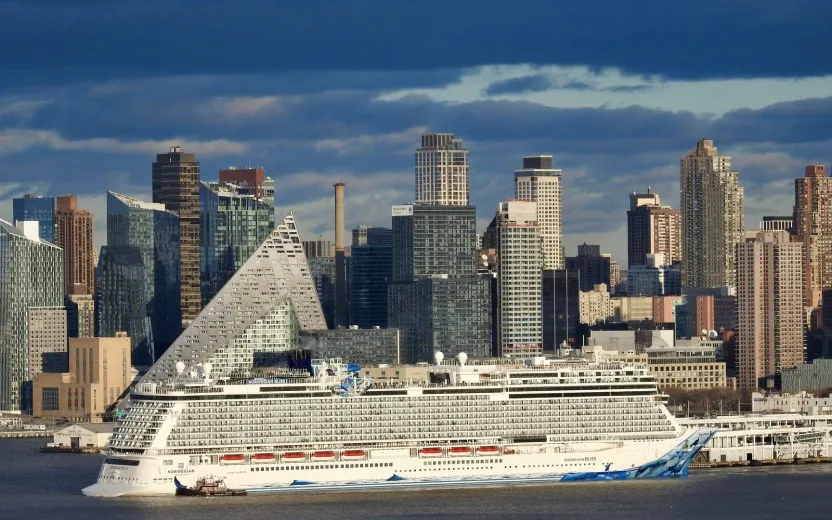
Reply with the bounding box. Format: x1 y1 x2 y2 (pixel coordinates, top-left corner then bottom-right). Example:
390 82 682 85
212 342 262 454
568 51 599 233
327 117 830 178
251 462 392 472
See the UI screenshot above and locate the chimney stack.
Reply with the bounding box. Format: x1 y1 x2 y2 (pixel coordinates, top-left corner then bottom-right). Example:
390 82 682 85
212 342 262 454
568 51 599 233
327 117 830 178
334 183 345 250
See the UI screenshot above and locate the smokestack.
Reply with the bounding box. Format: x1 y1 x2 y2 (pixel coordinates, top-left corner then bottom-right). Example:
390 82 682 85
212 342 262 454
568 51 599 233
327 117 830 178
334 183 345 250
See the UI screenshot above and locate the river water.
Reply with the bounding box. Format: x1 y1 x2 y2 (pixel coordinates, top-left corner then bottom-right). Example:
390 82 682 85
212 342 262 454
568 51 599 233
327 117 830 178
1 438 828 520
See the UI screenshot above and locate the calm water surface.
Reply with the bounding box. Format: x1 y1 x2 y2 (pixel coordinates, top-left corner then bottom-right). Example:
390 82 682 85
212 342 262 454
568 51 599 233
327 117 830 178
1 438 829 520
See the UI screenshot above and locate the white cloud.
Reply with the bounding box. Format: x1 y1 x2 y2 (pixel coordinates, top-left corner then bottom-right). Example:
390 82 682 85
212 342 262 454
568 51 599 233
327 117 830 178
195 96 285 119
380 65 832 116
0 98 51 118
0 129 248 156
312 126 427 155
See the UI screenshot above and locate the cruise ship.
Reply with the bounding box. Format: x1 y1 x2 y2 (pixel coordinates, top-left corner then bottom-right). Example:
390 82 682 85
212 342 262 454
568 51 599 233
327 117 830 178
83 214 714 497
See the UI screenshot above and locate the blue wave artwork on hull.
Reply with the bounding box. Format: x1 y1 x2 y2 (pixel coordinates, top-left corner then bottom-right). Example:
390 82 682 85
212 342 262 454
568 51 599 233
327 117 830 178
561 430 715 482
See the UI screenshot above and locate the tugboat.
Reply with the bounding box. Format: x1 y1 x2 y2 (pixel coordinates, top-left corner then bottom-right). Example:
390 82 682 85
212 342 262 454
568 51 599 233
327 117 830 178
174 476 247 497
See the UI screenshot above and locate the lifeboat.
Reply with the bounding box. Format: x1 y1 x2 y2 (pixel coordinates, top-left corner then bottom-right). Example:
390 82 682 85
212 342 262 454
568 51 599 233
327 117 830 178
418 448 443 458
448 447 472 457
281 452 306 462
503 449 516 455
311 451 336 462
476 446 500 456
220 454 245 464
252 453 276 463
341 450 367 461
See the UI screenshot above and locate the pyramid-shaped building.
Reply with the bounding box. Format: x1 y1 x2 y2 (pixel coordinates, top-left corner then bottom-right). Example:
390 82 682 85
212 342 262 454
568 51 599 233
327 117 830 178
143 213 326 381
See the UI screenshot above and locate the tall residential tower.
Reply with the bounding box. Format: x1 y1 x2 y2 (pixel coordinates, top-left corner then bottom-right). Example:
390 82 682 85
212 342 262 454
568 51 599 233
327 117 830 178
415 133 469 206
793 165 832 307
152 146 201 326
627 188 682 268
55 195 95 294
680 139 744 288
736 231 803 389
514 155 564 269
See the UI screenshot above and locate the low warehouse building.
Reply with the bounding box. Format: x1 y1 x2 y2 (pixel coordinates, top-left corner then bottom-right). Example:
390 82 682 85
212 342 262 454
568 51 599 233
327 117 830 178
53 423 114 449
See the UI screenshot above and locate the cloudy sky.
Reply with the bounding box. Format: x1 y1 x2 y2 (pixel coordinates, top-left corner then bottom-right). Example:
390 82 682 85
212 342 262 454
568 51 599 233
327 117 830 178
0 0 830 262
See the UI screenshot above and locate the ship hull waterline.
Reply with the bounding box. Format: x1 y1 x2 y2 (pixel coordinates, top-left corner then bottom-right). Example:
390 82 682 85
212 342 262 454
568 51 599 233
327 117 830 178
82 429 713 497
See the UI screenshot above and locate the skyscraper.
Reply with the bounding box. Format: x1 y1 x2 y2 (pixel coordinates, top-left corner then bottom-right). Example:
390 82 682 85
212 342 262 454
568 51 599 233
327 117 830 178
55 195 95 294
496 200 542 356
302 237 333 260
680 139 744 288
415 133 469 206
0 219 64 411
793 165 832 307
107 191 181 356
200 181 275 305
566 244 611 292
514 155 564 269
95 246 150 365
152 146 201 325
218 167 267 198
12 194 55 243
627 188 682 268
389 204 491 363
349 228 393 329
736 231 803 389
542 269 580 352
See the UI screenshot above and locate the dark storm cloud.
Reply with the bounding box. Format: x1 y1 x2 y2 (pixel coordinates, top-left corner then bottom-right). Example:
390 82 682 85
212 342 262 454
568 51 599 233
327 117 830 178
1 0 830 88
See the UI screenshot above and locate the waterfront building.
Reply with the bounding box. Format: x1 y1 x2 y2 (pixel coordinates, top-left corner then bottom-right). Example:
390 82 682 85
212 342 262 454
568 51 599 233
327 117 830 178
566 244 611 292
65 283 95 338
627 254 682 296
0 220 64 411
415 132 468 206
107 192 181 355
55 194 95 294
680 139 744 288
646 342 728 390
152 146 201 325
496 200 542 356
793 165 832 307
736 231 804 389
585 328 676 355
542 269 580 352
579 283 615 326
32 334 131 420
141 213 326 381
12 194 55 243
389 204 490 363
95 246 150 366
781 359 832 394
200 181 275 305
514 155 564 269
627 188 682 268
299 328 400 366
349 228 393 329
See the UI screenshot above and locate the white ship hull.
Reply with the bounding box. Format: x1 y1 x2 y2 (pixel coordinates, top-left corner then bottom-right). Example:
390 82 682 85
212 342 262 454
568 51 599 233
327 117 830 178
83 429 712 497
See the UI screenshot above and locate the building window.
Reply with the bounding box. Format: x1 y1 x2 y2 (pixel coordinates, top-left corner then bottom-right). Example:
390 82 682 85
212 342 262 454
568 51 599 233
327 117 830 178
42 387 59 411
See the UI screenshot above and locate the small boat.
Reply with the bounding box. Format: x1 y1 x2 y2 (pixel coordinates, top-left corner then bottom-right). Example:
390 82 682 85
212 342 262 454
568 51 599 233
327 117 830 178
220 454 245 465
476 446 500 455
448 447 472 457
282 452 306 462
341 450 367 461
503 449 516 455
311 451 336 462
418 448 443 458
175 476 247 497
252 453 276 463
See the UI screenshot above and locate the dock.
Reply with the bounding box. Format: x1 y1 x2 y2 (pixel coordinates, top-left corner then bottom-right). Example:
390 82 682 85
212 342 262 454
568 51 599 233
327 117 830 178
691 457 832 469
